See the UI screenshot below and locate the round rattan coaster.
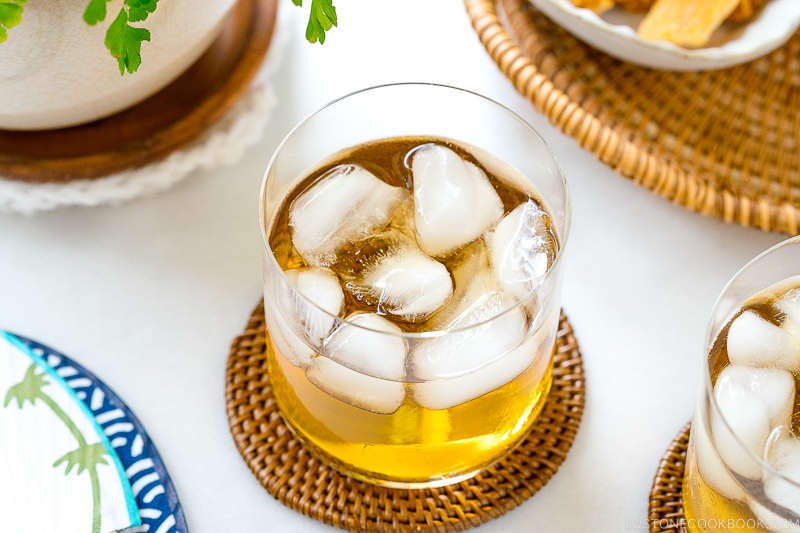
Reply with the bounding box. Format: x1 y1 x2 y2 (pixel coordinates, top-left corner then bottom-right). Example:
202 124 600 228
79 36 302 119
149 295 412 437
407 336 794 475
226 300 585 533
464 0 800 235
648 423 691 533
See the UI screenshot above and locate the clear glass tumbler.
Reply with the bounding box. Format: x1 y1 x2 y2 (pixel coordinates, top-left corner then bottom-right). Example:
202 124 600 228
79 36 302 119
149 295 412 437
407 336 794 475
682 235 800 532
259 83 571 488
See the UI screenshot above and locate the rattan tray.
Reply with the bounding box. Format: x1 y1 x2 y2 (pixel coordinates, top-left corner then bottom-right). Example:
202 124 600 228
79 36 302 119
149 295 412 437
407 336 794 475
464 0 800 235
225 300 585 533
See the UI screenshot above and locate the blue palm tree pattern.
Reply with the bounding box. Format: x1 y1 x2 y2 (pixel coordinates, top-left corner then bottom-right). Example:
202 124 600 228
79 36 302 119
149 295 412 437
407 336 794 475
7 333 188 533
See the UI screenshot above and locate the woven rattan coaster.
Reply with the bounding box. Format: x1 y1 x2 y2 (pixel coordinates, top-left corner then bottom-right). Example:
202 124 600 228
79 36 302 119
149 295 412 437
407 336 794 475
649 423 691 533
226 300 585 533
464 0 800 235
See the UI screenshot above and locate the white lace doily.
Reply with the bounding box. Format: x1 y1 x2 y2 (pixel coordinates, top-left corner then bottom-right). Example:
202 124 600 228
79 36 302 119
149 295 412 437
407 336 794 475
0 8 288 215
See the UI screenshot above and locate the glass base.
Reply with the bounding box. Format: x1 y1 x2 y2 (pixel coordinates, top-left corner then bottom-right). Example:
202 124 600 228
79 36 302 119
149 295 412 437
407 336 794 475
266 331 554 489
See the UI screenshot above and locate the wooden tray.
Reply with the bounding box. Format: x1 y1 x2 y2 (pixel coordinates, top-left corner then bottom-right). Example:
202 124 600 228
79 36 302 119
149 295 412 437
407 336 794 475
464 0 800 235
0 0 278 183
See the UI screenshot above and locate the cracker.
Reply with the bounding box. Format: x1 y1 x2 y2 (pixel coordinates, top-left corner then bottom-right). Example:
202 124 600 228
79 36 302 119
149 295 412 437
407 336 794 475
571 0 615 14
637 0 741 47
727 0 766 22
616 0 655 13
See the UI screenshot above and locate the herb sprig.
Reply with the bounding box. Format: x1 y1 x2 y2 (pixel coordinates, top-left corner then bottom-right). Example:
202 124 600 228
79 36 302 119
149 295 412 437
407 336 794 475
84 0 159 75
0 0 25 44
293 0 338 44
0 0 337 76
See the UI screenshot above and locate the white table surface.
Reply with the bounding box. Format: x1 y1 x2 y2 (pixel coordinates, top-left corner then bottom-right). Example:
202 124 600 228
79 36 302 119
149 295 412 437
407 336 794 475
0 1 790 532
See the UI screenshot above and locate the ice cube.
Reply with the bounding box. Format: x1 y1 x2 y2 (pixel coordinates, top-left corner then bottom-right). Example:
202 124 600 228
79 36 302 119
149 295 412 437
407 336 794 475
263 297 315 367
727 310 800 372
307 311 407 414
777 286 800 340
411 144 504 257
324 312 407 381
334 230 453 321
409 291 528 405
289 164 408 267
412 311 555 410
749 499 800 533
306 356 405 415
422 239 497 331
284 267 344 345
485 200 556 300
712 365 796 479
691 408 748 502
763 427 800 518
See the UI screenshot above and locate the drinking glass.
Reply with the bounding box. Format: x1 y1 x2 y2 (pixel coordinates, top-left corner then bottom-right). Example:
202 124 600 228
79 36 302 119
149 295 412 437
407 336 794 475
259 83 571 488
682 235 800 532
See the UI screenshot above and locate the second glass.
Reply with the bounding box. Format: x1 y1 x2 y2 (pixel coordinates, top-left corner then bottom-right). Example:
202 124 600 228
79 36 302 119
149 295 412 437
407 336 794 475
259 83 571 488
682 236 800 532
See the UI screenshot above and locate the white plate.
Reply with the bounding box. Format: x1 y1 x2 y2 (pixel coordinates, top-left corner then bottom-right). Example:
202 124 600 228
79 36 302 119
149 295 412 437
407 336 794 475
528 0 800 71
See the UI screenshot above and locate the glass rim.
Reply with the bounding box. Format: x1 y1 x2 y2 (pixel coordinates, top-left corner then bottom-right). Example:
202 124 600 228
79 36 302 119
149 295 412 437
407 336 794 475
704 234 800 488
258 82 572 340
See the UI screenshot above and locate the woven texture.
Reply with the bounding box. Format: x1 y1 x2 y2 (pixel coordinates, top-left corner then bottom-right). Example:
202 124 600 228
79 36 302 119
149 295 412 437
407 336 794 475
465 0 800 235
225 300 585 533
649 423 690 533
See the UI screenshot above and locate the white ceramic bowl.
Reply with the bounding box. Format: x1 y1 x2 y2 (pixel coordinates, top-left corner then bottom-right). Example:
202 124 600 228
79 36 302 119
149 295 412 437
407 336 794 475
529 0 800 71
0 0 238 130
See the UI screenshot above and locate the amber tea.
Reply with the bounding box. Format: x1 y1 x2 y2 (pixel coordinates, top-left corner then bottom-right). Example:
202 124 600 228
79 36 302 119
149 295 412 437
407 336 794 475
258 84 570 488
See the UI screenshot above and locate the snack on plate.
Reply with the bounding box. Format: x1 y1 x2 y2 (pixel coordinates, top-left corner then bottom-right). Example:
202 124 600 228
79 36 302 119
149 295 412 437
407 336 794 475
571 0 614 13
615 0 654 13
568 0 769 47
637 0 740 47
727 0 766 22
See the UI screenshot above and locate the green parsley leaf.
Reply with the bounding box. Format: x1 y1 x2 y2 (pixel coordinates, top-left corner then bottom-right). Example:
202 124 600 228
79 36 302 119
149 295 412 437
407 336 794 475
105 7 150 75
86 1 156 75
83 0 111 25
125 0 158 23
294 0 337 44
0 3 23 27
0 2 24 44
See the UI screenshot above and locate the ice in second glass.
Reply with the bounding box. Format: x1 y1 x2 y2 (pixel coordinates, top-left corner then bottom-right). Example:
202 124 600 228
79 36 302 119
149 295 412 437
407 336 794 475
259 84 570 488
682 236 800 532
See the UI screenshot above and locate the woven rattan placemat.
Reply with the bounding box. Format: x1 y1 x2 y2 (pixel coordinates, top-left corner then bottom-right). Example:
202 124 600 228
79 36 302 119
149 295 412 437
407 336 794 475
464 0 800 235
225 300 585 533
649 423 691 533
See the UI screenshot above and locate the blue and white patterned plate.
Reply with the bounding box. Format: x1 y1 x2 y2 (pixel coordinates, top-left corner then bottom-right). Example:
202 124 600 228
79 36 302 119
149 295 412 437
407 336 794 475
2 331 188 533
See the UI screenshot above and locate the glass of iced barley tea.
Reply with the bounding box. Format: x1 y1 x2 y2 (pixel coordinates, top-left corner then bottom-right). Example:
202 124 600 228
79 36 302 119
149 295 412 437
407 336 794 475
682 236 800 532
259 83 571 488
